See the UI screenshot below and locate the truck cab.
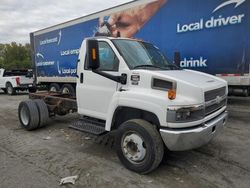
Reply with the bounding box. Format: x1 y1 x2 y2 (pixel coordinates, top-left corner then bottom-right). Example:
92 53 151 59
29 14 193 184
19 37 228 174
76 37 228 172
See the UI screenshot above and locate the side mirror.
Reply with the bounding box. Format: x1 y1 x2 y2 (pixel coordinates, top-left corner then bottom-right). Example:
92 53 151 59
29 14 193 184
87 39 100 70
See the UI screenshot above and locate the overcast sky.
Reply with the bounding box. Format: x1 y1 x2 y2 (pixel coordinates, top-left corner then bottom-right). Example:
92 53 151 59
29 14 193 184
0 0 131 44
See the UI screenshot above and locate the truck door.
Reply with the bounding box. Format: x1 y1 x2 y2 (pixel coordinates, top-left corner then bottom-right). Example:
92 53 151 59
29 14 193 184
77 41 119 120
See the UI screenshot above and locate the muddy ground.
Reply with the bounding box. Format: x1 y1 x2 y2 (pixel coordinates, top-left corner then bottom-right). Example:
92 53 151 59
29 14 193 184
0 91 249 188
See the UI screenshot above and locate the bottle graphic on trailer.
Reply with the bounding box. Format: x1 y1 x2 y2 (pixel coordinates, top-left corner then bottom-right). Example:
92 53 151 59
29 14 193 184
95 16 112 36
95 16 121 37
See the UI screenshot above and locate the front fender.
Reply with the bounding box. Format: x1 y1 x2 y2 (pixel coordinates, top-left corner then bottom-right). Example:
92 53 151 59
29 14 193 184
105 90 167 131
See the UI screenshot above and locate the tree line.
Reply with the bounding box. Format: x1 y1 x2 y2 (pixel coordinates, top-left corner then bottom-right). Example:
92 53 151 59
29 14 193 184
0 43 32 70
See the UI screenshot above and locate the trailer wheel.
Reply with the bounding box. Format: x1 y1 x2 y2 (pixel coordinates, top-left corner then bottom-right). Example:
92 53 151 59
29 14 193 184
18 100 39 130
6 82 16 95
61 84 75 96
49 83 60 92
243 88 249 97
115 119 164 174
34 99 49 128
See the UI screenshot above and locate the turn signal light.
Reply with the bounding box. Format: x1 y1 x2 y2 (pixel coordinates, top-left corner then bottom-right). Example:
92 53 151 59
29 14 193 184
92 48 97 60
168 89 176 100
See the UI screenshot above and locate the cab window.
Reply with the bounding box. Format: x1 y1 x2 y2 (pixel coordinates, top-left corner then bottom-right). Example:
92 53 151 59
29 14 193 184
97 42 119 71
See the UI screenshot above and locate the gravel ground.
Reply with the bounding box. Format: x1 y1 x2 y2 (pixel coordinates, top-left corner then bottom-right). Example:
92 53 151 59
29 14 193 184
0 91 249 188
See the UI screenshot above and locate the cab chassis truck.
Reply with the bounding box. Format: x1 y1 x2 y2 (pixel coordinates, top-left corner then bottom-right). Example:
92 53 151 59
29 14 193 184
19 37 228 174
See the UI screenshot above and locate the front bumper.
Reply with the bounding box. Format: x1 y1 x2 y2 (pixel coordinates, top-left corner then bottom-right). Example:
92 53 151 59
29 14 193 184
160 111 228 151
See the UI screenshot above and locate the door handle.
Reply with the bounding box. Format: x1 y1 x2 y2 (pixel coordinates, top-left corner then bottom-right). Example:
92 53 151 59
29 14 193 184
80 73 84 83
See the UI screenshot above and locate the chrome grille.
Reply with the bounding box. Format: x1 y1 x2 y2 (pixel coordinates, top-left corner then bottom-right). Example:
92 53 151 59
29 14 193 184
205 87 227 116
205 87 226 102
205 98 227 115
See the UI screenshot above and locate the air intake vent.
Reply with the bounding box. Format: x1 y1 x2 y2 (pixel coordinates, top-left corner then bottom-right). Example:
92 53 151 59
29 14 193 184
152 78 173 91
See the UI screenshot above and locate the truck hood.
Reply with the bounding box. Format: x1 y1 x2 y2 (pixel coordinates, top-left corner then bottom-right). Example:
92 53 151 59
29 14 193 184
153 69 226 91
128 69 227 105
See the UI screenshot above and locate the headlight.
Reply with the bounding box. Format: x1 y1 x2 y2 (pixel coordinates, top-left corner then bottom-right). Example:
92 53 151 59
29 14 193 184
167 104 205 123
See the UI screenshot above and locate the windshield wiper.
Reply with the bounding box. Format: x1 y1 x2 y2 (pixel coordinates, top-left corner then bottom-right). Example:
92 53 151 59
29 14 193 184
133 64 163 69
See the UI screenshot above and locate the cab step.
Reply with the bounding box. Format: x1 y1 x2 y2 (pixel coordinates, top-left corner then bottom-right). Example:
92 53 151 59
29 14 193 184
69 117 107 135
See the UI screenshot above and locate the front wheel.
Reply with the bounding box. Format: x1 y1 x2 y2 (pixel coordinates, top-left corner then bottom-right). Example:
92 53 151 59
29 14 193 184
115 119 164 174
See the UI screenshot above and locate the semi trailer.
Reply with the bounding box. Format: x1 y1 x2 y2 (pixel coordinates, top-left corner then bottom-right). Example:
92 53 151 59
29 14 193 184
19 37 228 173
30 0 250 96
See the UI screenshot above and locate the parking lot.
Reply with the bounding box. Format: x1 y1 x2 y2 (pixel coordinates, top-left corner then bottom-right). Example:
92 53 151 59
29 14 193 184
0 91 249 188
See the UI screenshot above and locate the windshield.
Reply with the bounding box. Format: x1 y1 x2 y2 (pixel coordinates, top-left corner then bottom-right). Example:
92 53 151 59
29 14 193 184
112 39 180 70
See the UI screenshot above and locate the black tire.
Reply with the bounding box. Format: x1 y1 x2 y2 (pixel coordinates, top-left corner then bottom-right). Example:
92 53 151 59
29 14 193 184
18 100 40 131
115 119 164 174
49 83 60 92
34 99 49 128
60 84 75 96
6 82 16 95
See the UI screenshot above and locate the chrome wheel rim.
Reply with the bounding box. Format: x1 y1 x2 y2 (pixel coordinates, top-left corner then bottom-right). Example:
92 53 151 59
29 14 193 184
122 132 146 163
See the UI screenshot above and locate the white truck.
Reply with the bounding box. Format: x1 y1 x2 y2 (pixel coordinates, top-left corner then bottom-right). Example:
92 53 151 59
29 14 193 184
18 37 228 174
0 69 35 95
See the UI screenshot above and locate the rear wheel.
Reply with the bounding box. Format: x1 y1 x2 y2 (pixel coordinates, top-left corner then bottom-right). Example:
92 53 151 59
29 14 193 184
18 100 40 130
115 119 164 174
6 82 16 95
34 99 49 128
49 83 60 92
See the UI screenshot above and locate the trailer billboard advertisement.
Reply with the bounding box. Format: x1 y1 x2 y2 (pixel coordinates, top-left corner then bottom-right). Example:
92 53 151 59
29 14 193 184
33 0 249 78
